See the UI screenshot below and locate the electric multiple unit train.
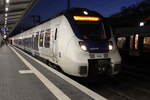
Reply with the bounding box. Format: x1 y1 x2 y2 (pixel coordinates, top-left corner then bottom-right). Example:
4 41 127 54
10 8 121 77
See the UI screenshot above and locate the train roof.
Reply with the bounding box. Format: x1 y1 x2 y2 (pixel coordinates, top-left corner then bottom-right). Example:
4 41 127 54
39 8 104 25
59 8 103 17
11 8 104 37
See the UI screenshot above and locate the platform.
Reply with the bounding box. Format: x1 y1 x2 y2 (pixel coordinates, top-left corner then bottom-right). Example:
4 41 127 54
0 45 106 100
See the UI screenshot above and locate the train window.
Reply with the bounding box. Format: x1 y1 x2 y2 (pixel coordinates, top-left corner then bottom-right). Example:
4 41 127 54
130 35 134 49
135 34 139 50
117 37 126 49
39 31 44 47
44 30 51 48
55 28 57 40
29 37 32 48
143 37 150 50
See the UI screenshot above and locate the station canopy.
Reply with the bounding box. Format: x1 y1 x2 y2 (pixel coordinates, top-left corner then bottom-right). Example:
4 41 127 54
0 0 37 34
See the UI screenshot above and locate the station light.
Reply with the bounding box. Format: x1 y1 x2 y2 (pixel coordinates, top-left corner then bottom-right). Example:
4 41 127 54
5 17 7 20
6 0 9 3
5 19 7 26
5 13 7 17
5 7 8 12
140 22 144 27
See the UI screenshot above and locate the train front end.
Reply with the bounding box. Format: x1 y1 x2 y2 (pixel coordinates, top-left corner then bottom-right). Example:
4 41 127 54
65 8 121 77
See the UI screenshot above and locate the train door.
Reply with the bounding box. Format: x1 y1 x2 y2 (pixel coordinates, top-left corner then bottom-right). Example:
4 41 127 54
32 35 34 49
30 35 34 55
51 28 58 64
41 29 51 60
32 32 39 55
34 32 39 51
38 30 44 57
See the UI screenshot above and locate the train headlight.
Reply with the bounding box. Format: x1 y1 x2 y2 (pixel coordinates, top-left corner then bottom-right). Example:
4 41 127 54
109 44 113 51
109 41 113 51
79 41 87 51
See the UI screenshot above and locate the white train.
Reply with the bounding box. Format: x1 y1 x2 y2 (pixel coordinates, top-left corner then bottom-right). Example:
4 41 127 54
11 8 121 77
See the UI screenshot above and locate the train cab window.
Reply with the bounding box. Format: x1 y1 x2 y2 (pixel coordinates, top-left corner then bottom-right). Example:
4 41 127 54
44 29 51 48
39 31 44 47
73 19 111 41
76 22 107 40
117 37 126 49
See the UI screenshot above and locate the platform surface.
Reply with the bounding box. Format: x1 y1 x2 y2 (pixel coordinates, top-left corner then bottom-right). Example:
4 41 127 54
0 45 106 100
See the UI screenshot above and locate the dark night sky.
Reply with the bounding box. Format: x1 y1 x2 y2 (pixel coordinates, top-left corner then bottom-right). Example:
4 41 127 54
21 0 143 26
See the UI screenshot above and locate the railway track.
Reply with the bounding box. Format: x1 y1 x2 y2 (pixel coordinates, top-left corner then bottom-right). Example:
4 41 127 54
26 51 150 100
74 63 150 100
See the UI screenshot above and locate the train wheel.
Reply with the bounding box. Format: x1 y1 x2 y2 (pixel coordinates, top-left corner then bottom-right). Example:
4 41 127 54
31 51 36 57
47 61 63 72
46 60 52 66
